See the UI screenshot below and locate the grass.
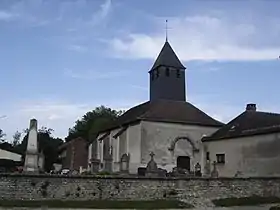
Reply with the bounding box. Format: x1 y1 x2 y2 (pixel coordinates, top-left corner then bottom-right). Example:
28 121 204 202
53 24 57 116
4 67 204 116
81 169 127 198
0 199 193 209
270 206 280 210
212 196 280 207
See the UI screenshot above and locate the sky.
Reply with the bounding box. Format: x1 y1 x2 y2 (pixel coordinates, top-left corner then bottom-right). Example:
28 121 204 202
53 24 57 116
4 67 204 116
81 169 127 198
1 0 280 141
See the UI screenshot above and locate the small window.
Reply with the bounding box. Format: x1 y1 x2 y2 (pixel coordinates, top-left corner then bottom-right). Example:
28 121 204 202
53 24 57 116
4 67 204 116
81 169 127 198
165 67 170 77
216 154 225 164
206 152 210 160
176 69 180 78
156 69 159 78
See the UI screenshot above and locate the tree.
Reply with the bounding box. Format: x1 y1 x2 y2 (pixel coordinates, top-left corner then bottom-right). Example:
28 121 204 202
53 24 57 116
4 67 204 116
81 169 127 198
12 131 21 146
66 105 124 141
0 129 6 143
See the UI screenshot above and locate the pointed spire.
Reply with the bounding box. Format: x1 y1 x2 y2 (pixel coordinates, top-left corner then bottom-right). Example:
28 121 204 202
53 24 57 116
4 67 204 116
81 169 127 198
150 41 186 71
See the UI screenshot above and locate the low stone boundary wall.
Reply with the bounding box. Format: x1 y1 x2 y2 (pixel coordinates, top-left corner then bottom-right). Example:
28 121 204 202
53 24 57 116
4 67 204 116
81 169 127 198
1 174 280 207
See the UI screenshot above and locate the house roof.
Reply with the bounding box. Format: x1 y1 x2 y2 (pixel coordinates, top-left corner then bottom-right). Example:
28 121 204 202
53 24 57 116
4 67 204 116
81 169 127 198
150 41 186 71
99 100 223 134
58 137 86 152
203 110 280 141
0 143 22 155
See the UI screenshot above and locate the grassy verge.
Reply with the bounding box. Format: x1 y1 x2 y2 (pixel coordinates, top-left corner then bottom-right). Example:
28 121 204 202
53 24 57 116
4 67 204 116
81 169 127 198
0 199 193 209
270 206 280 210
212 196 280 207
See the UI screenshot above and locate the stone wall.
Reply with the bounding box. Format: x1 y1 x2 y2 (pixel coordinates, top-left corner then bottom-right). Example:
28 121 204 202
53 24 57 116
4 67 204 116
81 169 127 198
1 174 280 207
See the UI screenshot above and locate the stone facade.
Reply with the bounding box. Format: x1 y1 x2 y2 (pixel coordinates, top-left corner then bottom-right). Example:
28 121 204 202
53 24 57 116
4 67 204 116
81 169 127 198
204 132 280 177
1 174 280 207
93 121 219 174
59 137 88 172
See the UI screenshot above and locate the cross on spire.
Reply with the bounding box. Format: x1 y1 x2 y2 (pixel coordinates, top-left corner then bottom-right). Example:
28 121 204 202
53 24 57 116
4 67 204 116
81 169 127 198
165 19 169 42
149 151 155 159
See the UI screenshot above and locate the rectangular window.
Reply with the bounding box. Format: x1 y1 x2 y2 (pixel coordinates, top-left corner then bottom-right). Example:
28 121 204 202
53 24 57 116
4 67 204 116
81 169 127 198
156 69 159 77
216 154 225 164
165 68 170 77
206 152 210 160
176 69 180 78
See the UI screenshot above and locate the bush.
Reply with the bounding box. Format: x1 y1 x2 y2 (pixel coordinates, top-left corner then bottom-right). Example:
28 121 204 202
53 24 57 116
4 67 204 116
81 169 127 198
270 206 280 210
212 196 280 207
96 171 111 176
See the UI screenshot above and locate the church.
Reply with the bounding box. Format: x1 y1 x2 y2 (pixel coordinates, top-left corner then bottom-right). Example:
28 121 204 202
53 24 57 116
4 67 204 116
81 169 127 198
88 40 280 177
88 40 224 175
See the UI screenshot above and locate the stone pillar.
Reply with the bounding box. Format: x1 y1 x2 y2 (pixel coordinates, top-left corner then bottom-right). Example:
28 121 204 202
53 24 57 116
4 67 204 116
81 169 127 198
24 119 39 173
200 144 205 175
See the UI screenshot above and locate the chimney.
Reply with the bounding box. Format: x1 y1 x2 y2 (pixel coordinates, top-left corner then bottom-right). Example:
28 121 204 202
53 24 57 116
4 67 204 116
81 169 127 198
246 103 257 111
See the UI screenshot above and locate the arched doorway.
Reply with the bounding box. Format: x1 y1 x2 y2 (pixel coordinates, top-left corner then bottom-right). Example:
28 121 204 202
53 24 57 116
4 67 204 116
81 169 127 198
177 156 190 171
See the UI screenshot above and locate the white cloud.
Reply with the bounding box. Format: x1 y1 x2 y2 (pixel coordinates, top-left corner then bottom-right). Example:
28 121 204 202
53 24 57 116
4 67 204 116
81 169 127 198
89 0 112 26
0 98 143 141
0 11 18 21
64 68 129 80
108 15 280 61
67 44 88 53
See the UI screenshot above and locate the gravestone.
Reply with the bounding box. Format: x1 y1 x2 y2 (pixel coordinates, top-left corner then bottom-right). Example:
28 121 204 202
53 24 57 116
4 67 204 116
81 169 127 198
120 153 129 173
145 152 160 177
211 161 219 178
194 162 202 177
24 119 39 173
137 167 146 176
204 160 211 177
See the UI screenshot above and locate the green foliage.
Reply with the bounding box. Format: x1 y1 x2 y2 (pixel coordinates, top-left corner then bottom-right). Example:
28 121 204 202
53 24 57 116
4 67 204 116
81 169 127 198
212 196 280 207
0 129 6 142
0 199 192 209
12 131 21 146
96 171 112 176
270 206 280 210
66 105 124 142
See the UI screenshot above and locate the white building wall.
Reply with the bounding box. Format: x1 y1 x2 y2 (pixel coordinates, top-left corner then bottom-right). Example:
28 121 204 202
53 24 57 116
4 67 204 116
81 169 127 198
204 132 280 177
0 149 21 162
88 143 92 170
94 121 221 174
140 121 219 172
127 123 141 174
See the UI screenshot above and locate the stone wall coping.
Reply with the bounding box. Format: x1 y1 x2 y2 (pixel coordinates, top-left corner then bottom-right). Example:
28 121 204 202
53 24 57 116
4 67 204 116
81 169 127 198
1 173 280 181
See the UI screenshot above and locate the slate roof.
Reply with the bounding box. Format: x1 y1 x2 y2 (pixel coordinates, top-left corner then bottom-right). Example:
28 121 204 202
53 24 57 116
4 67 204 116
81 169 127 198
99 100 223 134
0 143 22 155
150 41 186 71
203 110 280 141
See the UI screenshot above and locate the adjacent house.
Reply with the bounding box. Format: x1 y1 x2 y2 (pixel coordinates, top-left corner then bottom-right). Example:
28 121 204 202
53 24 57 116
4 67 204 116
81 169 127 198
58 137 88 173
203 103 280 177
0 143 22 172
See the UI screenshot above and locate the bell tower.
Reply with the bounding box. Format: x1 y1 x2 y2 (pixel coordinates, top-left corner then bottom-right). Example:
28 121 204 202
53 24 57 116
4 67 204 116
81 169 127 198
149 41 186 101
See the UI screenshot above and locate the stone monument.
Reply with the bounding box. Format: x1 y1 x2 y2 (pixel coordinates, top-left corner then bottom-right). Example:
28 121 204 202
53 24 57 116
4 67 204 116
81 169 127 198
145 152 159 177
24 119 39 173
211 161 219 178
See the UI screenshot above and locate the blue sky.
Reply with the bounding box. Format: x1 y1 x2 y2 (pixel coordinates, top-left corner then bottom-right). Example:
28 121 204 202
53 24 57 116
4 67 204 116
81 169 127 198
1 0 280 140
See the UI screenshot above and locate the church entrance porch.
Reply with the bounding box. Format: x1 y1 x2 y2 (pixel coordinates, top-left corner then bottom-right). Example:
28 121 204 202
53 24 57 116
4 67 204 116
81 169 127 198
177 156 190 171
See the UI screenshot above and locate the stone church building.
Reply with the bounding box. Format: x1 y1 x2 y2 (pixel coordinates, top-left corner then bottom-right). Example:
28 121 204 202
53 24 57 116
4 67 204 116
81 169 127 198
88 41 223 175
88 40 280 177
